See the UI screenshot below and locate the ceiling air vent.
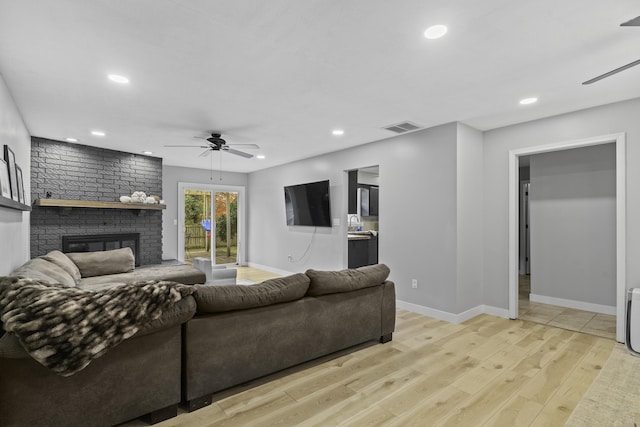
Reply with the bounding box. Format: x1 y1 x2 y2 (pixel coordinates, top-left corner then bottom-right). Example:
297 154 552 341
383 121 421 134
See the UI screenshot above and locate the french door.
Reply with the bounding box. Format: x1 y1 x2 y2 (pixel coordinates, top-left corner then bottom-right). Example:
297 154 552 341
178 182 245 266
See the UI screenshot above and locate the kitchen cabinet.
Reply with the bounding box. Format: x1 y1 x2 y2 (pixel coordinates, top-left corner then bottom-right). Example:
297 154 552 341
348 235 378 268
358 184 379 217
368 235 378 264
348 170 358 214
348 239 368 268
369 186 379 216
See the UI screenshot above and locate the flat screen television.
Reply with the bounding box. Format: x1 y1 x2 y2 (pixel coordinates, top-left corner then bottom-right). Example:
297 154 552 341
284 180 332 227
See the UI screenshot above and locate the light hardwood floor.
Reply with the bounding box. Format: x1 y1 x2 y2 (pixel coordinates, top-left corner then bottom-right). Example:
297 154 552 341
236 266 282 283
518 275 616 340
126 308 614 426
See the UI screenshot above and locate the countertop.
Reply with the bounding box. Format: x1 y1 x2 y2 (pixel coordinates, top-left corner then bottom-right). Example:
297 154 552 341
347 230 378 241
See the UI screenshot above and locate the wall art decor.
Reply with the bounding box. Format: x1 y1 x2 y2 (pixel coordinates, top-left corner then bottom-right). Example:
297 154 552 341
0 159 10 199
3 145 18 201
15 165 25 204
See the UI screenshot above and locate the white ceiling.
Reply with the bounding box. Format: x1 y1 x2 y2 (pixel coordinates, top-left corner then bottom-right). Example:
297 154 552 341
0 0 639 173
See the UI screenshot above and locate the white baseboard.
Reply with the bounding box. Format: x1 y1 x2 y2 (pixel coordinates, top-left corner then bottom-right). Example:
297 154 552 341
482 305 511 319
529 293 616 315
397 301 509 324
246 262 295 277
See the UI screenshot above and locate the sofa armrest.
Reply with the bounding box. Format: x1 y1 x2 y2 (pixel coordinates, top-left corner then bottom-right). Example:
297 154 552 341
381 281 396 336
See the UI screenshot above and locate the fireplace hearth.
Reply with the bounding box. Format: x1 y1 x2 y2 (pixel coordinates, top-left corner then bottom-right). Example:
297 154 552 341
62 233 141 266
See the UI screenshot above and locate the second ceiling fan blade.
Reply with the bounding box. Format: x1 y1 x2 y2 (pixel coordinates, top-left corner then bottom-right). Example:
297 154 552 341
225 148 253 158
198 149 211 157
582 58 640 85
228 143 260 149
621 16 640 26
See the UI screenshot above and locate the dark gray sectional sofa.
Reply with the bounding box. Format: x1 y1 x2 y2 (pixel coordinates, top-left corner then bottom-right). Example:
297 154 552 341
0 248 395 427
183 267 396 410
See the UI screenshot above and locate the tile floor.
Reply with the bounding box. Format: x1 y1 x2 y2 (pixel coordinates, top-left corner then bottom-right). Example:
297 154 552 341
518 275 616 340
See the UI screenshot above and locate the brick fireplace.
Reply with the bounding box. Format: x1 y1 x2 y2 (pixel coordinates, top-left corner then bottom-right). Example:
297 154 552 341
30 137 163 265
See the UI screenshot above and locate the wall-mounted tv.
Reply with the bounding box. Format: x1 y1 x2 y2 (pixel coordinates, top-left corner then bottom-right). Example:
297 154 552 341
284 180 332 227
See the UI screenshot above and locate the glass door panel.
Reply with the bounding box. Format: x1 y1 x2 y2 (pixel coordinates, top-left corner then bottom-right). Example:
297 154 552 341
213 191 239 265
183 189 212 265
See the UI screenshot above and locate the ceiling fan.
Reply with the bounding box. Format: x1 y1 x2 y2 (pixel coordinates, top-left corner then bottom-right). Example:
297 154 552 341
582 16 640 85
165 133 260 158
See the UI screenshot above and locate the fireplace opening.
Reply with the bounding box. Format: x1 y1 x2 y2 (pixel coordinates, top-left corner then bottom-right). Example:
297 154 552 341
62 233 141 266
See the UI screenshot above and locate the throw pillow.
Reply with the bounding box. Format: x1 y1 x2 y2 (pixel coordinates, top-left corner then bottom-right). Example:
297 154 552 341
67 247 135 278
305 263 390 296
193 273 310 313
11 258 77 287
40 250 82 283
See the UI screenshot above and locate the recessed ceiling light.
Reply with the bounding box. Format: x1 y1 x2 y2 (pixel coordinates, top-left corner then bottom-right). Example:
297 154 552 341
256 155 266 159
519 97 538 105
424 25 448 40
108 74 129 84
142 151 153 155
65 137 78 143
332 129 344 136
91 130 106 137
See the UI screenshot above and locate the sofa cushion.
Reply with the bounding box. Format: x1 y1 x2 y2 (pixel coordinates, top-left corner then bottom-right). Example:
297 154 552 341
67 247 135 278
193 273 310 313
40 250 82 283
77 264 206 288
305 264 390 296
10 258 77 287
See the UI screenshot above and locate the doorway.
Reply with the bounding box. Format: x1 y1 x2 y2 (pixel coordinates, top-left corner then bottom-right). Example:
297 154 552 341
508 133 626 342
178 182 245 266
346 166 380 269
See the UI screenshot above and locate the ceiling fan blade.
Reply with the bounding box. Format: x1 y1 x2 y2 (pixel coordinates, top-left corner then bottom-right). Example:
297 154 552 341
227 143 260 149
582 58 640 85
621 16 640 26
198 149 211 157
164 144 209 148
224 148 253 158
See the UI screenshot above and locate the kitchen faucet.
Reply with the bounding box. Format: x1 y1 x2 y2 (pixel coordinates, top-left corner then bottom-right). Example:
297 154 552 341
348 214 359 231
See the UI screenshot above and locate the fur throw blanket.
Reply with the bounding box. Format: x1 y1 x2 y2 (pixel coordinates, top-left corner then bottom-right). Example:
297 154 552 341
0 277 195 376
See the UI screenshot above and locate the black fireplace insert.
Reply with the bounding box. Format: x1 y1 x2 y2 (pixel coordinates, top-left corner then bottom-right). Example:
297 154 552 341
62 233 141 266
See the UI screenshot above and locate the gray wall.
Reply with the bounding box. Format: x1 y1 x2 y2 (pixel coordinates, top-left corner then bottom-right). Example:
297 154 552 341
456 123 484 313
529 144 616 307
247 123 471 313
0 74 30 274
30 138 163 265
162 165 248 260
483 97 640 310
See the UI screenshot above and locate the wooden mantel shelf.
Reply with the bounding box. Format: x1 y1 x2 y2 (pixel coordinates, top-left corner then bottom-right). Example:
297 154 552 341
34 198 166 211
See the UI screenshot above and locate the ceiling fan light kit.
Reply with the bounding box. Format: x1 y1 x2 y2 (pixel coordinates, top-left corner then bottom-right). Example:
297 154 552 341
164 132 260 159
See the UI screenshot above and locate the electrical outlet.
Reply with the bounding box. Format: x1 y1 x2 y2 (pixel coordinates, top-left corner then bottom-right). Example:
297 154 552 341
411 279 418 289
